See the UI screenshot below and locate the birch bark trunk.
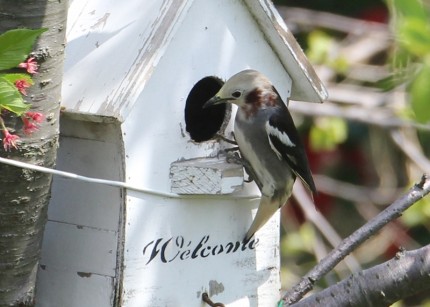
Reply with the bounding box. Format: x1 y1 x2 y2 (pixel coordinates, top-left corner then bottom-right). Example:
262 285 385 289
0 1 67 305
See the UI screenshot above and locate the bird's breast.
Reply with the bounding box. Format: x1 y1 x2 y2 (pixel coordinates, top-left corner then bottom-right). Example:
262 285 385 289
234 113 294 198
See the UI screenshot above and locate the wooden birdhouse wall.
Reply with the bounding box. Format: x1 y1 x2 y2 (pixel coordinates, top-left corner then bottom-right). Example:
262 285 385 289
37 117 125 307
119 1 292 305
35 0 326 306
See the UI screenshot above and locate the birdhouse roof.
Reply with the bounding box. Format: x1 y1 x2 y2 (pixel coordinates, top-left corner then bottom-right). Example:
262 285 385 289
243 0 327 103
62 0 327 121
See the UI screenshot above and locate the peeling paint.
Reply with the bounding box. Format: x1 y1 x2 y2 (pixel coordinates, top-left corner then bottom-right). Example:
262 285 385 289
90 13 110 29
209 280 225 297
77 271 92 278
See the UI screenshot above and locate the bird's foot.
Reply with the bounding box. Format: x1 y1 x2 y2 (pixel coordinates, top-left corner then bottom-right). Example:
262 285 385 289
225 150 244 165
225 151 256 183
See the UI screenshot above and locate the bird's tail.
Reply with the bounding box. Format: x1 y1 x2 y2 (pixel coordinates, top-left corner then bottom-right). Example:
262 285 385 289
244 195 280 242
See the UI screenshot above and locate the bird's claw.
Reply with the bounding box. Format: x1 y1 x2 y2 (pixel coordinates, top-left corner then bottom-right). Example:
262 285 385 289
244 176 254 183
225 150 243 164
224 151 256 183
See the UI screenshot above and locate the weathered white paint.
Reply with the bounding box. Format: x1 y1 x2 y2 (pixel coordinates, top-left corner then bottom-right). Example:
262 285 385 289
63 0 192 120
37 266 115 307
37 0 325 306
119 0 290 305
36 118 124 307
62 0 325 122
170 157 244 194
121 193 280 306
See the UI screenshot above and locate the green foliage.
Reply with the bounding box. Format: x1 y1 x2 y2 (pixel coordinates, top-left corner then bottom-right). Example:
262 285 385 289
0 28 44 117
401 193 430 227
410 65 430 123
0 28 46 70
307 30 349 74
282 223 316 256
307 30 333 65
310 117 348 151
391 0 429 21
1 73 33 86
387 0 430 123
399 18 430 57
306 31 349 151
0 77 30 115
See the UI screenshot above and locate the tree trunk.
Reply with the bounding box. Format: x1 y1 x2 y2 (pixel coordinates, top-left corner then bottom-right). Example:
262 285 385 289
0 1 67 306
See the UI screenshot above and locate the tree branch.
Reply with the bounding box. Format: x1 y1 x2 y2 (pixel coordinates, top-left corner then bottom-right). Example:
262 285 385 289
277 6 388 35
390 129 430 173
280 174 430 305
292 182 361 272
290 244 430 306
289 100 430 132
313 174 401 205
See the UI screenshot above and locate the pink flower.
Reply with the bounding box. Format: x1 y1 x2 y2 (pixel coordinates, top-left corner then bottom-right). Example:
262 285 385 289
15 79 31 95
2 129 20 151
21 117 37 135
18 57 38 74
24 111 44 123
21 112 44 135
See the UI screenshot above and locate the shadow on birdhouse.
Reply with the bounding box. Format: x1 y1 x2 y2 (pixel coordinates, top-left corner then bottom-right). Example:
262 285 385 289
185 76 231 142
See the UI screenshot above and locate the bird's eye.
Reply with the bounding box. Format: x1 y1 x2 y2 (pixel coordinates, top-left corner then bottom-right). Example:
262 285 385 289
231 91 242 98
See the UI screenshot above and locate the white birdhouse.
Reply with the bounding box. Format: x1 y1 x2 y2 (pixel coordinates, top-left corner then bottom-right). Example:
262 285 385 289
36 0 327 306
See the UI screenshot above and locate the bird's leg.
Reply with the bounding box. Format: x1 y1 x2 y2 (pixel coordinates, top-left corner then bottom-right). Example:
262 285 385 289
238 156 263 190
217 132 262 187
224 146 240 153
215 133 237 145
224 151 257 184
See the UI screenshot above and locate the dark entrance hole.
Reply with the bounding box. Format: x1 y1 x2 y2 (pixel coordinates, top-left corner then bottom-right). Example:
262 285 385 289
185 76 230 142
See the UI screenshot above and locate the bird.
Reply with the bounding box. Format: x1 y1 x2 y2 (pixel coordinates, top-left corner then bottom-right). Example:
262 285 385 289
204 69 316 241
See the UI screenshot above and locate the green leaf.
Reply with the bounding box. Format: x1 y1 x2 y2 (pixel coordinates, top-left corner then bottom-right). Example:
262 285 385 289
392 0 429 20
0 28 47 70
0 73 34 86
306 30 334 65
399 17 430 57
410 65 430 123
0 77 30 115
310 117 348 151
401 195 430 227
390 45 412 70
376 64 418 91
281 223 315 256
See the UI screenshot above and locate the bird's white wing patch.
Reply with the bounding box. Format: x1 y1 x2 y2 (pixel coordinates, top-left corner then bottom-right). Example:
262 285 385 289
265 121 296 161
266 121 296 157
267 136 282 160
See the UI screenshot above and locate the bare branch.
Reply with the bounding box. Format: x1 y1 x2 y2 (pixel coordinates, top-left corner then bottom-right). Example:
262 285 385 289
313 174 401 205
390 129 430 173
291 245 430 306
281 174 430 305
277 6 389 35
293 182 361 272
289 100 430 132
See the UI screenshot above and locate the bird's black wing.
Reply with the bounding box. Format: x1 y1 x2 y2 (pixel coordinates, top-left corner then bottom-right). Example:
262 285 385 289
265 90 317 193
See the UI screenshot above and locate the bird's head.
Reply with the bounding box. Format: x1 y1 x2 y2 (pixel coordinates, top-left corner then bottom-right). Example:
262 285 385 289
203 70 277 112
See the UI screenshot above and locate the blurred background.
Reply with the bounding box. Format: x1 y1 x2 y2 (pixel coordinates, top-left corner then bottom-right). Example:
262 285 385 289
274 0 430 305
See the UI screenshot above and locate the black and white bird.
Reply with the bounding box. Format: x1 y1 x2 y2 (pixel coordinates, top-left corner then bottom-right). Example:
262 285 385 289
204 69 316 241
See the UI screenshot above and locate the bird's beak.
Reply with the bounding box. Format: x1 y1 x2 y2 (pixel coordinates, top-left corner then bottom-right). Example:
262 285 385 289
203 96 231 109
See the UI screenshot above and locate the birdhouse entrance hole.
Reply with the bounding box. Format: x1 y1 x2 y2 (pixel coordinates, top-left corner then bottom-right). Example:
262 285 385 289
185 76 230 142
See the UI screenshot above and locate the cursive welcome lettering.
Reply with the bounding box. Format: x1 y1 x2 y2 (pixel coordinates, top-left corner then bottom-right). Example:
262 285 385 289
142 235 259 265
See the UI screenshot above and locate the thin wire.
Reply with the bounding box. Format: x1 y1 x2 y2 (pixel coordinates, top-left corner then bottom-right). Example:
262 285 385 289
0 156 260 200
